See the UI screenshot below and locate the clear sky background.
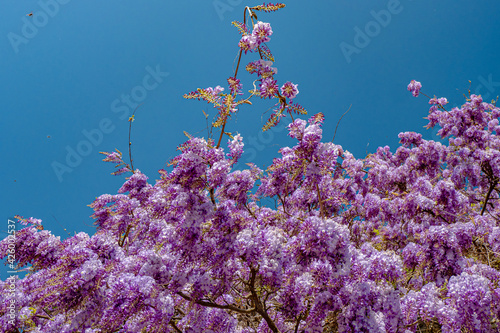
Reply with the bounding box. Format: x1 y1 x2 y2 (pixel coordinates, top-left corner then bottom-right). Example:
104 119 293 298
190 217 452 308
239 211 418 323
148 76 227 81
1 0 499 280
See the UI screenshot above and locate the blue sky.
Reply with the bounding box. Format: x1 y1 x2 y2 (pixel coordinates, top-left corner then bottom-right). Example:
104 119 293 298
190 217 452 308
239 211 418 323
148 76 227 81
1 0 500 279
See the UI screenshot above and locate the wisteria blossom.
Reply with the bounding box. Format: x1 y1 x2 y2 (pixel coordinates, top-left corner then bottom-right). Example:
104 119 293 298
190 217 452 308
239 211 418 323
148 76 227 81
238 20 273 53
227 76 243 95
2 3 500 333
260 77 279 98
280 81 299 99
238 34 257 54
407 79 422 97
252 21 273 44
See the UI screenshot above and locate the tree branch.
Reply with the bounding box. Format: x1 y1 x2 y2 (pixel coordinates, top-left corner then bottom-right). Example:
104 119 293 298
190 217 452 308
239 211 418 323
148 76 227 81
176 291 255 314
248 268 281 333
169 320 183 333
315 183 326 218
481 182 496 216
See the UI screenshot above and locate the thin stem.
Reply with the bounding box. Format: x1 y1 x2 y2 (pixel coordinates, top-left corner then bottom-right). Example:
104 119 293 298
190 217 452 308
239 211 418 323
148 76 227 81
216 119 227 149
51 214 71 236
294 313 303 333
216 7 251 149
332 104 351 143
315 183 325 218
244 202 257 219
276 193 294 218
119 225 132 247
128 103 143 173
234 49 243 79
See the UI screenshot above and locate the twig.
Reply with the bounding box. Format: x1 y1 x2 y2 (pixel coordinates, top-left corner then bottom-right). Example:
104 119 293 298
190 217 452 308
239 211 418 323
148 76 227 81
128 104 144 173
234 48 244 80
216 119 227 149
51 214 71 236
315 183 325 218
332 105 351 142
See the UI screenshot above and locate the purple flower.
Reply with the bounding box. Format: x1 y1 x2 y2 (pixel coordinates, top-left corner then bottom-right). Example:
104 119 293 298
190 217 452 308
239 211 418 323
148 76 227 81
252 21 273 44
227 134 244 163
245 59 278 78
118 170 149 194
429 97 448 105
280 81 299 99
20 217 42 227
407 79 422 97
8 7 500 331
287 118 307 139
101 151 122 163
227 76 242 95
206 85 224 96
260 77 279 99
113 166 130 176
238 35 257 54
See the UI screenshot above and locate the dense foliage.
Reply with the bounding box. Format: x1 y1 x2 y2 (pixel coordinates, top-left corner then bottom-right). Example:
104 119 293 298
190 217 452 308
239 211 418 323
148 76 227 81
2 3 500 332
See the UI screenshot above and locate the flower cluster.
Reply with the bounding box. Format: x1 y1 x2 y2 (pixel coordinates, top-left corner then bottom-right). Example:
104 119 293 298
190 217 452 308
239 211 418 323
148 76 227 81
280 81 299 99
407 79 422 97
238 21 273 54
2 4 500 333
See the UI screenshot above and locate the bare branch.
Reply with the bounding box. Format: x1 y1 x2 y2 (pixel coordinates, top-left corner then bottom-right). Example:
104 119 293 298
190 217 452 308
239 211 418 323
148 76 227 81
177 291 255 314
331 104 351 143
128 103 144 173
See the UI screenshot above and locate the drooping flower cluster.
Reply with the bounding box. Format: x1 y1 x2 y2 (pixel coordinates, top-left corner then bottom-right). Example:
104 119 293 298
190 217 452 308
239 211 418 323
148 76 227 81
407 79 422 97
2 4 500 333
238 21 273 54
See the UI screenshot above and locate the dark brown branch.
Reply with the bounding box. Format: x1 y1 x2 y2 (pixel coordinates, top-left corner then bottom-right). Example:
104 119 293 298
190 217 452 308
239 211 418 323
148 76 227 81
209 188 216 205
33 314 51 320
248 268 281 333
244 203 257 219
216 115 227 149
480 161 499 215
276 193 291 217
294 313 303 333
234 49 243 79
119 225 132 247
315 183 325 218
177 292 255 314
169 320 183 333
422 209 449 224
481 182 497 216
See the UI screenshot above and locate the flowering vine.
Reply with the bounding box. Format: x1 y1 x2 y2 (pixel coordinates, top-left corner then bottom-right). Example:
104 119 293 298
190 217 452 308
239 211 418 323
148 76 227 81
1 3 500 333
